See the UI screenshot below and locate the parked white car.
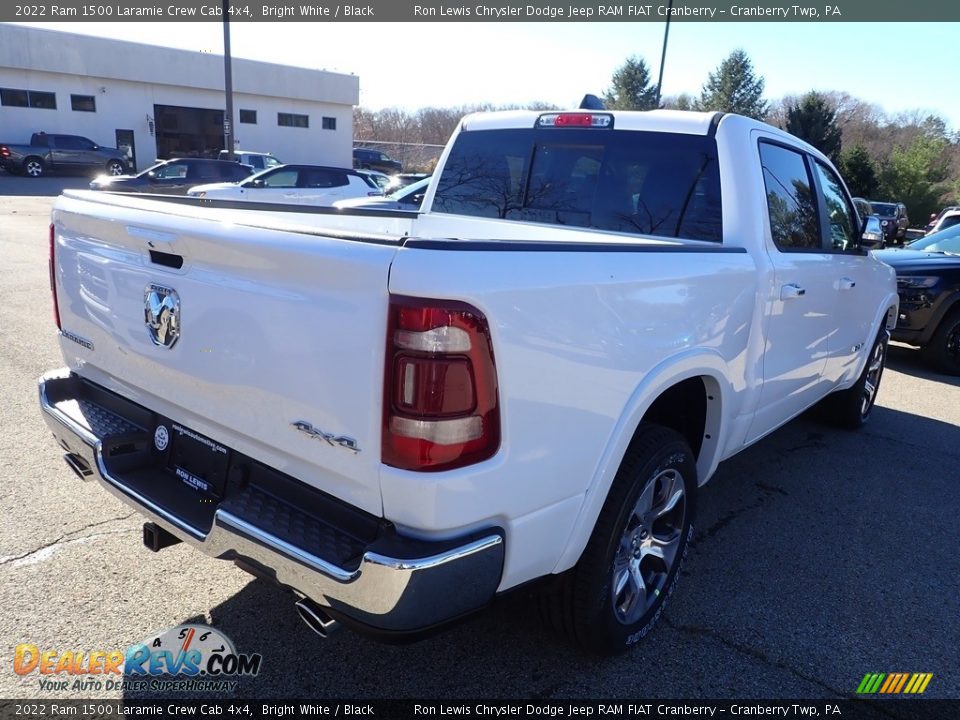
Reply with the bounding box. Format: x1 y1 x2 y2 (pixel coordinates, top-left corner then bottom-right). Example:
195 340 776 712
187 164 382 206
333 177 430 211
217 150 282 171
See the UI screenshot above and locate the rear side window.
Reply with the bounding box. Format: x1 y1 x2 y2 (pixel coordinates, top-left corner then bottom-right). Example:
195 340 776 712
191 162 222 180
432 127 723 242
300 169 348 188
759 142 820 251
215 163 245 180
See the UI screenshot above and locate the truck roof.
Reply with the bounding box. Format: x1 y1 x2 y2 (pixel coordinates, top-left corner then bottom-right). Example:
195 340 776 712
459 108 724 136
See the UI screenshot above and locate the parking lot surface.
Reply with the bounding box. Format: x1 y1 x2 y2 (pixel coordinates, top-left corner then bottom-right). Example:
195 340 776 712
1 177 958 702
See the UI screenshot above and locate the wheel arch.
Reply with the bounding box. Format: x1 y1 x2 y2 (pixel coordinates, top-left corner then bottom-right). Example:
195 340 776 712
918 291 960 346
552 351 733 574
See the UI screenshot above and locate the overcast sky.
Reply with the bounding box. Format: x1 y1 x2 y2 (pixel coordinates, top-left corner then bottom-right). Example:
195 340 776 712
12 21 958 131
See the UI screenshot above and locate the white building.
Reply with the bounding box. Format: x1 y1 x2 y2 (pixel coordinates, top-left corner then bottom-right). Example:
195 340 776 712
0 24 359 171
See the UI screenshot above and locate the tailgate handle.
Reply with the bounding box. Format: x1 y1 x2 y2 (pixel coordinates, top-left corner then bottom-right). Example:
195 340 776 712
149 250 184 269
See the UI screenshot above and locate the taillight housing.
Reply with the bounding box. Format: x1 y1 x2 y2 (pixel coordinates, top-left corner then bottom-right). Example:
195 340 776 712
49 223 61 330
383 296 500 472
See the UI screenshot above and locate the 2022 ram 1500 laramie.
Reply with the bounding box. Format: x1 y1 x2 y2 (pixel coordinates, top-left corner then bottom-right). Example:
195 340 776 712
39 109 898 654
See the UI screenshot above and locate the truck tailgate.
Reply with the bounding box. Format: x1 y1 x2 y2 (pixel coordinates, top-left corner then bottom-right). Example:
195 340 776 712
51 192 405 516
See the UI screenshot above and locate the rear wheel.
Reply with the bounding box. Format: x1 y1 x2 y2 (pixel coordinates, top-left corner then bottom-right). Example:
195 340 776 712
105 159 126 176
540 424 696 655
923 307 960 376
825 329 888 429
23 157 45 178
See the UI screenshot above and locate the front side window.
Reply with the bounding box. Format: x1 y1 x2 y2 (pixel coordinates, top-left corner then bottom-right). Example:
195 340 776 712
433 127 723 242
256 168 299 188
54 136 88 150
813 161 858 251
759 142 820 251
154 163 187 180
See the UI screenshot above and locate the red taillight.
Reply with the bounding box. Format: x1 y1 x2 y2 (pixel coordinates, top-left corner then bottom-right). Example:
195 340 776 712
383 296 500 472
537 113 613 128
49 223 61 330
0 145 10 158
555 113 593 126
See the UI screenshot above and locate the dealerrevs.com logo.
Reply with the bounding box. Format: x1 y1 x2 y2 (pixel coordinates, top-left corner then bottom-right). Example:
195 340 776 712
14 624 262 693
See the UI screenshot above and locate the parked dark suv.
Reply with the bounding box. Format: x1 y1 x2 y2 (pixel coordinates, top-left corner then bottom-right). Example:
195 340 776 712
353 147 402 174
867 200 909 245
89 158 254 194
876 224 960 375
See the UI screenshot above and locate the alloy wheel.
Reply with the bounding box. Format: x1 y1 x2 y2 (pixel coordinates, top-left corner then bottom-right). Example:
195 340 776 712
611 467 687 625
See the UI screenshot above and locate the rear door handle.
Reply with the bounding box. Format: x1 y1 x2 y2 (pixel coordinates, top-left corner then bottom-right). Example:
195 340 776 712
780 283 806 300
839 277 857 290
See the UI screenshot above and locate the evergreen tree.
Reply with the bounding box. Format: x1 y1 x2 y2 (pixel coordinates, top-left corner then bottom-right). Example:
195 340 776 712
695 49 768 120
786 92 842 162
839 145 880 199
604 56 658 111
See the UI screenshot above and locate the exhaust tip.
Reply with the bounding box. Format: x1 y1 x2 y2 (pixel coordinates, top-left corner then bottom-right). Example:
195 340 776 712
295 598 340 638
63 452 93 480
143 522 182 552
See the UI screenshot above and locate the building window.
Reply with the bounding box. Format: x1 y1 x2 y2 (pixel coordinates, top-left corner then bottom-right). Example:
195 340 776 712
322 116 336 130
1 88 56 109
71 95 96 112
28 91 57 109
278 112 309 128
1 88 29 107
239 109 257 124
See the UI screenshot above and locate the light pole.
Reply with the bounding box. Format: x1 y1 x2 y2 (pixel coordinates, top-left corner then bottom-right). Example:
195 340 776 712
222 0 235 160
654 0 673 108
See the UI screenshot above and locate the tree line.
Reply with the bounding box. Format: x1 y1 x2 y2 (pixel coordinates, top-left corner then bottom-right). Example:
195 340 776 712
354 48 958 223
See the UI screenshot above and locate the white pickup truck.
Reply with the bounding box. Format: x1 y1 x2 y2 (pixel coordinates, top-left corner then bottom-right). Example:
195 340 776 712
40 108 898 654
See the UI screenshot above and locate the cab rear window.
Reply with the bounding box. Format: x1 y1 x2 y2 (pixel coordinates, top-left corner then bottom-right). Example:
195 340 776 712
432 127 723 242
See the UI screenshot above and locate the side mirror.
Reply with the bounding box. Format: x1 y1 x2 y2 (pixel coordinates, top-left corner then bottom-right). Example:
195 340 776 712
147 171 157 180
860 215 884 249
250 179 265 189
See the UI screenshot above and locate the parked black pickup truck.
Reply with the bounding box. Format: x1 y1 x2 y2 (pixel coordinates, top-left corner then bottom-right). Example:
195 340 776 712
0 132 130 178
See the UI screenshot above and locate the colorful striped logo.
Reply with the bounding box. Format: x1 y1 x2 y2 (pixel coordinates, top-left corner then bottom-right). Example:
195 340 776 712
856 673 933 694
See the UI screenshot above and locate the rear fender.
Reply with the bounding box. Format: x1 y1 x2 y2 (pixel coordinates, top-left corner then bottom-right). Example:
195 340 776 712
552 349 732 574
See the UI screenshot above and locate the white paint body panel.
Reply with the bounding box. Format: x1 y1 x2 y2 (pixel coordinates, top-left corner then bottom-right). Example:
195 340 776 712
50 110 898 594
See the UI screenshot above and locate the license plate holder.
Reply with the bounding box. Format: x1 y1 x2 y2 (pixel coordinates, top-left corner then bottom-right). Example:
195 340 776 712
163 421 230 499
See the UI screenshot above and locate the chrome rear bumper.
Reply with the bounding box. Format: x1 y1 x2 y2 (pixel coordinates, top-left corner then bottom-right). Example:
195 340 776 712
39 368 504 636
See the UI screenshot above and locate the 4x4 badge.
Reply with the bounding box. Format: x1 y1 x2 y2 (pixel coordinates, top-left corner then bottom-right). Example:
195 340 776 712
144 285 181 348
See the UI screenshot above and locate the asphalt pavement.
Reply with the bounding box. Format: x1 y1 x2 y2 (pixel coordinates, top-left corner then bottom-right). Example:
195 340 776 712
1 176 957 704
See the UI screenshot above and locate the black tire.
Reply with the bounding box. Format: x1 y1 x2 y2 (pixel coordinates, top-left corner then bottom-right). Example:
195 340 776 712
825 328 889 429
540 423 696 655
23 157 45 178
105 159 126 176
922 307 960 376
